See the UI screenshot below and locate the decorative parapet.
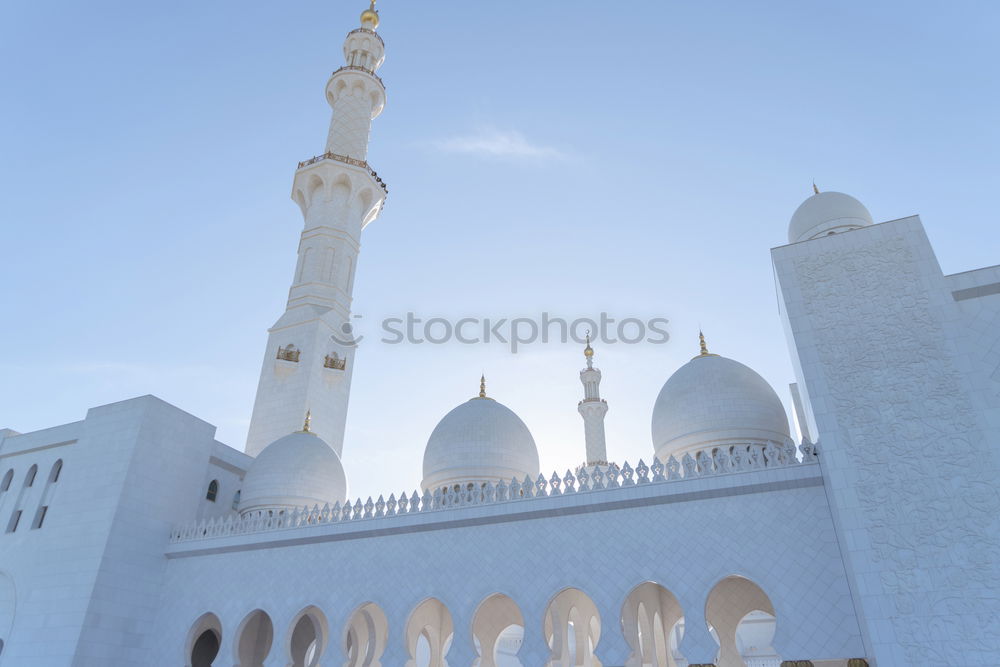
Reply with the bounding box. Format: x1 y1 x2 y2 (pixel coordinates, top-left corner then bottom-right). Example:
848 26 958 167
296 151 388 196
171 442 819 544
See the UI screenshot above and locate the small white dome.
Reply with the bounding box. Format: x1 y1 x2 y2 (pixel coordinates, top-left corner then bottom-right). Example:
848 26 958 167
422 396 539 492
788 191 873 244
651 353 791 461
240 431 347 514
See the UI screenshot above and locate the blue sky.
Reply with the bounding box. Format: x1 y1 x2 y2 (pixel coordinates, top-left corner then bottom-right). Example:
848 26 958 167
2 1 998 499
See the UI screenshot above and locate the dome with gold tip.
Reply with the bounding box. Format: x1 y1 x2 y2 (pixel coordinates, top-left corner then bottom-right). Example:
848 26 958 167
239 412 348 515
421 377 540 492
650 333 793 462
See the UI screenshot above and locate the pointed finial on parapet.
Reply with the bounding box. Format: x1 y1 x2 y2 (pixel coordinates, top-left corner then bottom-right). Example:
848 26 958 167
813 182 820 195
302 409 312 433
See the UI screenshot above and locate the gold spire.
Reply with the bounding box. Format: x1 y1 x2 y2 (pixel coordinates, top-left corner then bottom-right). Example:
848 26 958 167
302 409 312 432
584 332 594 359
813 182 820 195
360 0 379 29
694 330 719 359
479 374 487 399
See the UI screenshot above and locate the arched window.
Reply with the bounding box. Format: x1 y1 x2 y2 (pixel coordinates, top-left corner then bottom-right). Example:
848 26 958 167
49 460 63 484
0 470 12 493
344 602 388 667
206 480 219 502
237 609 274 666
186 612 222 667
405 598 453 667
705 575 781 667
24 465 37 488
287 606 328 667
232 490 241 510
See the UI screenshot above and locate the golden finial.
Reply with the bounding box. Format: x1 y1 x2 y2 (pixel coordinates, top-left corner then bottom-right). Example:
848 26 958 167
479 374 487 399
699 330 709 356
583 331 594 359
302 409 312 433
360 0 379 29
813 182 820 195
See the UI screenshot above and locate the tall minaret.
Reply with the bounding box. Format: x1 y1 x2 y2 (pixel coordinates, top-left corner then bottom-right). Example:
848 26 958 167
245 2 387 457
578 335 609 466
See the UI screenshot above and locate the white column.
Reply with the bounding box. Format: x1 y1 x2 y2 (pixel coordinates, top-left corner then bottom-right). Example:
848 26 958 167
577 338 610 466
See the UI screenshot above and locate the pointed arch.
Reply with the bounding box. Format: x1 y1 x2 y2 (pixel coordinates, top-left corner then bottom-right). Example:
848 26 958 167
306 174 325 207
30 461 64 530
473 593 525 667
329 177 351 211
621 582 684 667
543 587 601 666
0 470 11 493
234 609 273 667
185 612 222 667
48 459 63 484
704 575 779 667
405 597 453 667
343 601 388 667
23 465 37 488
206 480 219 502
286 605 328 667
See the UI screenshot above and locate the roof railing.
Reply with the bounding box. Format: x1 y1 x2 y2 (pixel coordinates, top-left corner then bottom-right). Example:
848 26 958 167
170 441 817 543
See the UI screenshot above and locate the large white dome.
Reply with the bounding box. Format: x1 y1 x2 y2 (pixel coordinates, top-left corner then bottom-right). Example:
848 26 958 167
422 395 539 492
651 353 791 462
239 430 347 515
788 190 873 244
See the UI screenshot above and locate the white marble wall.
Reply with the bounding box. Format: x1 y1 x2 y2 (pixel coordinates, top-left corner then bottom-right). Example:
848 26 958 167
773 217 1000 665
153 462 862 667
0 396 221 666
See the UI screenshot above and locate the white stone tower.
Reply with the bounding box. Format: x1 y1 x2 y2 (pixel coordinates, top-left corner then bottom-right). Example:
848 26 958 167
245 2 387 457
578 335 610 466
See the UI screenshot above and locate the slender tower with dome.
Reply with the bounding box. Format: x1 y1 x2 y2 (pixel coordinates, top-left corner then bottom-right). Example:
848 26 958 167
244 2 388 457
577 334 610 468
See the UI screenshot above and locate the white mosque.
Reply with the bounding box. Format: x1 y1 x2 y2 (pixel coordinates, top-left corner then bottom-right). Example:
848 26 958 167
1 4 998 667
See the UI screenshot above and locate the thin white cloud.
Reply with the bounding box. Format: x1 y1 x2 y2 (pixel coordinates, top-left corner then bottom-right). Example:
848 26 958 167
432 129 566 161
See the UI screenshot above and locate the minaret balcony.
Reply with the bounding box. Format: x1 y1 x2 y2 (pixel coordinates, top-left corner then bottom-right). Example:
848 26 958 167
578 398 608 406
347 27 384 47
297 152 388 198
331 65 385 90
